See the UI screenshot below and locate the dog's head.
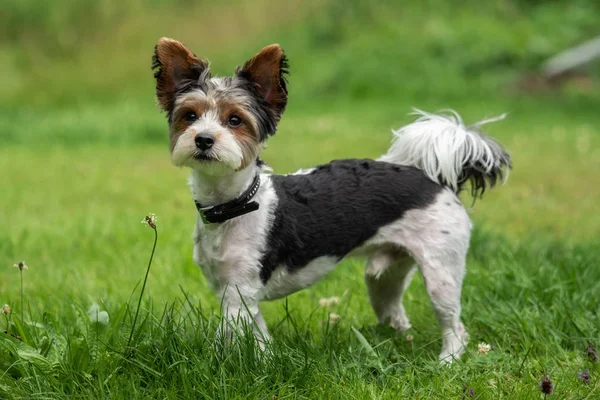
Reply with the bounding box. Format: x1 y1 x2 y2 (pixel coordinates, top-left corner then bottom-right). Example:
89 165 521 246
152 38 288 174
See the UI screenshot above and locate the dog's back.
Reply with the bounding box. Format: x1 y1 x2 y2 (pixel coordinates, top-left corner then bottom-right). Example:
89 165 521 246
259 159 442 283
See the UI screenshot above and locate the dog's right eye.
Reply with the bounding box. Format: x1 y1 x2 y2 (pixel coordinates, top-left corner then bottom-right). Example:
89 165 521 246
184 111 197 122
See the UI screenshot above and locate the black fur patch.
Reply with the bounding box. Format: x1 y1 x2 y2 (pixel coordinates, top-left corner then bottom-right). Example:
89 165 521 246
259 159 443 283
458 127 512 198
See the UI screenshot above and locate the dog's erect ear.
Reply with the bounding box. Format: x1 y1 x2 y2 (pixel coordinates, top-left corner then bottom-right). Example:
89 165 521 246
237 44 289 122
152 38 209 112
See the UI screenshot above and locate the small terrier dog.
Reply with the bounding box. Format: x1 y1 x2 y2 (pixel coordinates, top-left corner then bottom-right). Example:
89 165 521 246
152 38 511 362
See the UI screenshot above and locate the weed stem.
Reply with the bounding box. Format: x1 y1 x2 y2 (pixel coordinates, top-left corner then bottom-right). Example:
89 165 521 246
20 270 23 323
127 227 158 347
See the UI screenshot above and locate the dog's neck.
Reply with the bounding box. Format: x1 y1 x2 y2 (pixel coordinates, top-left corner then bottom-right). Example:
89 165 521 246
189 164 259 207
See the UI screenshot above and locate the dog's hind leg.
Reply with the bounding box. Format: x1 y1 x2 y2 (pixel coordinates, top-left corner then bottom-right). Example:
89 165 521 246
400 190 471 363
365 251 416 332
417 250 469 363
375 189 471 362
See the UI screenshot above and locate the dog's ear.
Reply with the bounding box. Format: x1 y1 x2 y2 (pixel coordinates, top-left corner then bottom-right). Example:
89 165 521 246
152 38 209 112
237 44 289 123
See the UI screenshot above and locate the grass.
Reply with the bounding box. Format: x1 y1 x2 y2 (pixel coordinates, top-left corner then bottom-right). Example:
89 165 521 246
1 227 599 398
2 0 600 398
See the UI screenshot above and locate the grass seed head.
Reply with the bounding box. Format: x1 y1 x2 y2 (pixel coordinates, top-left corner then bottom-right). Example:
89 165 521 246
587 344 598 362
461 386 475 398
578 370 591 385
13 261 28 271
539 375 554 395
142 213 158 229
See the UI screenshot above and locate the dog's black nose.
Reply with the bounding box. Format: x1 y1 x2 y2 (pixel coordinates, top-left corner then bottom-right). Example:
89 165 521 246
195 133 214 151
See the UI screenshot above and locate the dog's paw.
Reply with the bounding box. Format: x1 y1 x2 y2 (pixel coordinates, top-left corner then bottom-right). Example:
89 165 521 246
389 315 412 332
438 323 468 364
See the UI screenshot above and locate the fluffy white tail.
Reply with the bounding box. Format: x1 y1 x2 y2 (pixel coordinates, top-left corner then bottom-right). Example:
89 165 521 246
380 109 511 197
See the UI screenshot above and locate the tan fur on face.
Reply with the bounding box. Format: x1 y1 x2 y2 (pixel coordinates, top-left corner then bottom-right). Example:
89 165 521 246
170 95 211 151
232 123 262 169
170 90 263 169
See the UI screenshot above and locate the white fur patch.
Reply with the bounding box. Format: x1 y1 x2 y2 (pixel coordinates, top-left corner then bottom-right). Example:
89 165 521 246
192 173 278 296
380 109 506 191
290 167 316 175
261 256 339 300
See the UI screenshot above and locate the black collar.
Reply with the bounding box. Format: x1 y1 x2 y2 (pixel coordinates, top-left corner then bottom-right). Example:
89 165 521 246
194 175 261 224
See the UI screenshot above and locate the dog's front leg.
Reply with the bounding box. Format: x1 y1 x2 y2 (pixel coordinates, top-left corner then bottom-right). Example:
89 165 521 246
219 283 270 349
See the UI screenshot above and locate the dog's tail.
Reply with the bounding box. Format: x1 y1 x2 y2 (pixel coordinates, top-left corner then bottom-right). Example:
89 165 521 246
379 109 512 198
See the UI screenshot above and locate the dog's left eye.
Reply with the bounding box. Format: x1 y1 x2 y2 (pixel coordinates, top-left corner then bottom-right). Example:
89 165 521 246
227 115 242 127
184 111 197 122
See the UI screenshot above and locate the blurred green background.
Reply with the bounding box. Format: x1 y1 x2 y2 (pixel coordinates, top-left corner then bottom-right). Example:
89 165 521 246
1 0 599 309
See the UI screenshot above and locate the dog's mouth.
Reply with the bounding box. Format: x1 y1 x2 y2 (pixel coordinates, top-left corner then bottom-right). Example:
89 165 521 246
193 152 216 162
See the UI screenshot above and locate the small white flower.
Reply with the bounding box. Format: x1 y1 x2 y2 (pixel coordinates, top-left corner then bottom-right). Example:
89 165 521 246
88 303 109 325
1 304 10 315
329 313 340 324
478 342 491 355
141 213 157 229
319 296 340 307
406 334 414 342
13 261 28 271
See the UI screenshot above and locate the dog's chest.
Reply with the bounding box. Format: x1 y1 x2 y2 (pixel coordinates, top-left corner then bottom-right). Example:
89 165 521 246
192 216 266 291
192 225 224 289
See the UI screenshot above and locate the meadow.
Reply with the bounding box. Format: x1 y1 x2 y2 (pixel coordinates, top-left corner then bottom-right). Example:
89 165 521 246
1 0 600 398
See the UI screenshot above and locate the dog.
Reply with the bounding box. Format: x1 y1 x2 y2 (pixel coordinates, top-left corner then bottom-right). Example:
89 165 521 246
152 38 511 362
